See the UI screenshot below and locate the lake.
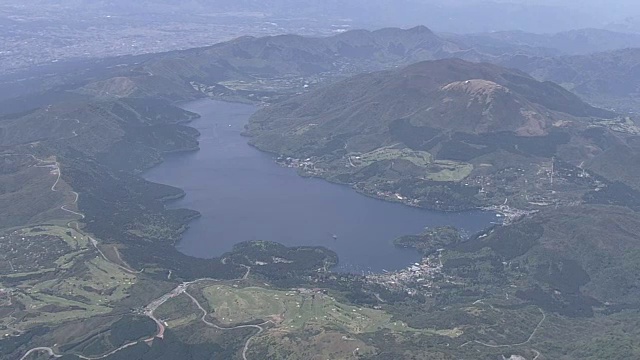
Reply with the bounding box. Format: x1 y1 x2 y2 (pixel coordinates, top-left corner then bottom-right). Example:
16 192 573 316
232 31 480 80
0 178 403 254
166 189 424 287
143 99 496 273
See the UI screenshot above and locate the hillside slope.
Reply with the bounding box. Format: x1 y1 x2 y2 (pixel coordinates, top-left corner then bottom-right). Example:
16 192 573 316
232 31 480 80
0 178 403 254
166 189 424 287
247 59 610 147
245 59 634 211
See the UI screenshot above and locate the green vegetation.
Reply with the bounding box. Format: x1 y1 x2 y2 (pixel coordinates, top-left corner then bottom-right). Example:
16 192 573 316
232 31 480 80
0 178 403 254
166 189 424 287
350 146 433 168
245 59 632 212
362 205 640 359
424 160 474 182
394 226 462 255
1 27 640 360
0 155 76 229
199 284 418 333
0 226 138 335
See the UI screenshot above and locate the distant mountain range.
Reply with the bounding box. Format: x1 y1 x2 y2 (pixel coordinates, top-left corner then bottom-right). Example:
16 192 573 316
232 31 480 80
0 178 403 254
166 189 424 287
3 23 640 359
501 48 640 112
137 26 480 90
5 25 640 112
446 28 640 56
3 25 640 202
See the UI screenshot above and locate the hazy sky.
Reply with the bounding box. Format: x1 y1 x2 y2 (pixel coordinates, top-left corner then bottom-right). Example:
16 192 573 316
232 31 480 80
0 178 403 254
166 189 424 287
2 0 640 34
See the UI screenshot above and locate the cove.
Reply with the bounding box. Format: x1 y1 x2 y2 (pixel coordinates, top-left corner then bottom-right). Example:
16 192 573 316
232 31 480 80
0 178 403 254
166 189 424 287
143 99 496 273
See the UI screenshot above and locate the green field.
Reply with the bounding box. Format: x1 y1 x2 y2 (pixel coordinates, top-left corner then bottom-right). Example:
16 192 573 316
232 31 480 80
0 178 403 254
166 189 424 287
29 225 91 249
348 146 473 182
0 226 138 333
349 146 433 168
5 255 137 331
425 160 474 181
199 284 455 335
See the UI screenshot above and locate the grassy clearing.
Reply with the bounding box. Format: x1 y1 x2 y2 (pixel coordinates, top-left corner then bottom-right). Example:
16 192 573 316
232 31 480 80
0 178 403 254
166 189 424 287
199 285 445 335
348 146 473 182
349 146 433 168
26 225 90 249
0 225 89 277
49 257 134 302
6 254 137 331
425 160 474 182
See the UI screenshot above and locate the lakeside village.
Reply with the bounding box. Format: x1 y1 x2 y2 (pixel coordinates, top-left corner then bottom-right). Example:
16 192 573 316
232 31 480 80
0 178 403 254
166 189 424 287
275 155 326 177
275 155 533 225
274 156 540 297
365 254 445 297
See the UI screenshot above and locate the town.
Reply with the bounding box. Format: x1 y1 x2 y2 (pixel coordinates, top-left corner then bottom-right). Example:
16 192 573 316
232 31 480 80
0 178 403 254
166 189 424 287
365 254 445 296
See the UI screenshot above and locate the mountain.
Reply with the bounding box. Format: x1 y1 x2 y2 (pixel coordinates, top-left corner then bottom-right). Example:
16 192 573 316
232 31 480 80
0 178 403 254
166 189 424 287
3 24 640 360
6 25 640 114
373 204 640 359
247 58 612 151
246 58 634 211
501 48 640 112
0 26 484 108
607 16 640 34
447 28 640 56
140 25 479 87
460 205 640 307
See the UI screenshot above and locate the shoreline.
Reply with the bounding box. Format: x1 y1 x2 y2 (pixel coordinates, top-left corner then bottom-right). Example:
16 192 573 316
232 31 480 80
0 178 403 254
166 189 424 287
138 99 498 275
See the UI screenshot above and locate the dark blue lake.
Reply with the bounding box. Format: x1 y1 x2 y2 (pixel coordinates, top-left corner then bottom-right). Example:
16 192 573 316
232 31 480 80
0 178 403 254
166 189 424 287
143 99 496 272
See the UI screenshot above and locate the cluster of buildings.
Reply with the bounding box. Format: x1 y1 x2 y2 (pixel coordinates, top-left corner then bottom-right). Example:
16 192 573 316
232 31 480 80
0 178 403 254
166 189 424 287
368 189 421 207
276 156 324 176
366 256 444 296
484 204 538 225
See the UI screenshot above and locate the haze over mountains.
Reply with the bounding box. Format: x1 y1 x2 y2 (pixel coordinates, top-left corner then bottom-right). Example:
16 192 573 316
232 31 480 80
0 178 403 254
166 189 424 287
9 0 640 33
3 0 640 77
3 4 640 356
5 24 640 116
503 48 640 111
446 28 640 56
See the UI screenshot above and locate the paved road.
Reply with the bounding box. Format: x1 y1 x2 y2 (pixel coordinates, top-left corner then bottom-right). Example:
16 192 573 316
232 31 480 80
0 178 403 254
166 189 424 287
460 306 546 358
15 152 255 359
19 347 62 360
183 290 270 360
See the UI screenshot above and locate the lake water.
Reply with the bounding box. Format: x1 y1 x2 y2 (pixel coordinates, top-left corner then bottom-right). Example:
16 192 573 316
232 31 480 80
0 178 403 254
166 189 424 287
143 99 496 273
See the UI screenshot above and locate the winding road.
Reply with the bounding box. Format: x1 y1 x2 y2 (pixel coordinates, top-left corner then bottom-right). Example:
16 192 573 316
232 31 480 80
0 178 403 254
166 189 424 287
19 347 62 360
10 153 145 359
42 154 142 274
460 306 546 359
15 151 260 360
182 290 271 360
19 277 259 360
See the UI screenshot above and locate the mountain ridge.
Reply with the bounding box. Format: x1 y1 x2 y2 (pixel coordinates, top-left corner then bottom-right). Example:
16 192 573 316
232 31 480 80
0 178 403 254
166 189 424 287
245 58 633 212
